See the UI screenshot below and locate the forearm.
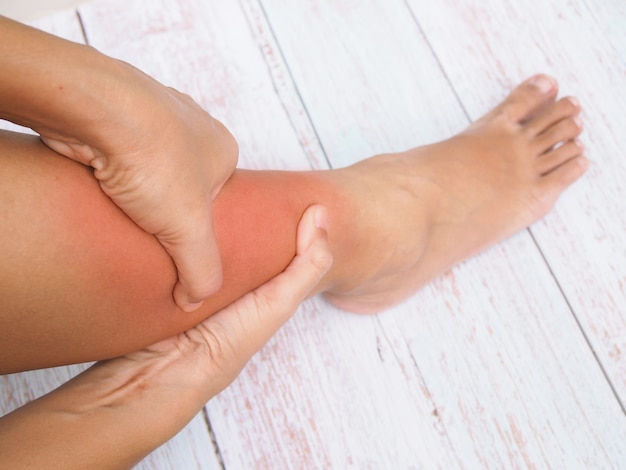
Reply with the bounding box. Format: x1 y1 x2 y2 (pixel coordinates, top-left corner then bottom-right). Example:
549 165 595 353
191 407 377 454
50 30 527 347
0 16 169 160
0 205 331 469
0 352 211 469
0 131 354 372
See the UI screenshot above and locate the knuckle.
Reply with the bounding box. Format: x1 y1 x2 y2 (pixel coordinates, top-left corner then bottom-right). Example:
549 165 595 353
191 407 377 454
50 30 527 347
562 101 576 114
250 288 297 323
186 274 223 300
250 290 278 318
212 120 239 166
568 117 583 132
229 139 239 167
193 324 236 371
310 248 333 273
563 96 580 113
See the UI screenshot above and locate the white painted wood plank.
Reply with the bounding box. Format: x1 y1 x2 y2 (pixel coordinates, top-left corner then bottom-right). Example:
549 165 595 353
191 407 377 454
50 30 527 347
0 365 91 415
78 0 314 172
406 0 626 406
386 238 626 467
259 0 470 169
208 299 458 469
0 0 94 22
259 0 626 467
239 0 329 170
137 413 222 470
28 8 84 40
4 1 624 468
580 0 626 67
0 367 221 470
208 299 460 469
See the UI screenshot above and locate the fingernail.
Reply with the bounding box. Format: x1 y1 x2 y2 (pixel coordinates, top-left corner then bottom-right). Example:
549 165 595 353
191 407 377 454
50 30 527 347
314 206 328 230
530 75 556 94
182 300 204 313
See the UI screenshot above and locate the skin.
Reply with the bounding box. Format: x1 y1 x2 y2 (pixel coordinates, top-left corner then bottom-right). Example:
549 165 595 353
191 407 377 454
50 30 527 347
0 15 239 311
0 205 333 469
0 75 587 374
0 75 587 468
0 131 341 372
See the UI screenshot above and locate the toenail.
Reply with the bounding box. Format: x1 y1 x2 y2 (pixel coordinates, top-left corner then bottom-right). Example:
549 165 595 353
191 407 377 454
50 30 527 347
567 96 580 109
529 75 556 94
577 156 590 170
573 117 583 129
574 139 584 149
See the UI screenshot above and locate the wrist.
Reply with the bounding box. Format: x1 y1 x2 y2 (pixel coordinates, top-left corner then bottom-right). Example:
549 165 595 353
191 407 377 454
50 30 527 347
33 52 158 151
0 353 199 469
0 17 162 157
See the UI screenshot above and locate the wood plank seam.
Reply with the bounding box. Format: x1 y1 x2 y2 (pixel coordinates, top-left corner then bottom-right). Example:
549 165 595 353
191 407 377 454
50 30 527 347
75 9 89 44
403 0 586 340
528 228 626 415
578 0 626 68
4 1 625 466
240 0 332 170
404 0 623 419
202 406 226 470
403 0 473 121
403 335 462 461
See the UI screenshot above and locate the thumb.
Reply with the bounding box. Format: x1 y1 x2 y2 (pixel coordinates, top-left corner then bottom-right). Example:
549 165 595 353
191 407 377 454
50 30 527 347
42 134 223 312
167 205 223 312
40 135 99 167
202 204 333 366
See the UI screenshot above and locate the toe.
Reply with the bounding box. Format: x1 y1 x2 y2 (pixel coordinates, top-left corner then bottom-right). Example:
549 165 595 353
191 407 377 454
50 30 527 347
493 74 559 124
525 96 581 137
534 116 583 154
537 139 584 175
537 155 588 204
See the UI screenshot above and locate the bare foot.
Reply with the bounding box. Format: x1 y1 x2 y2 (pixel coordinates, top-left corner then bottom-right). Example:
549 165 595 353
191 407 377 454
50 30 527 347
325 75 587 313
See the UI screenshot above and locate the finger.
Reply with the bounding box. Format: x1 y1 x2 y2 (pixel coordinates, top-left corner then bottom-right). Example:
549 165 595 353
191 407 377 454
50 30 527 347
40 135 99 167
200 204 332 369
166 205 224 312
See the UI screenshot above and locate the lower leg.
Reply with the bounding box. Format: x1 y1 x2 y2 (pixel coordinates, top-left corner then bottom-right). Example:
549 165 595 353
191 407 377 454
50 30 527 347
0 75 586 373
0 132 348 372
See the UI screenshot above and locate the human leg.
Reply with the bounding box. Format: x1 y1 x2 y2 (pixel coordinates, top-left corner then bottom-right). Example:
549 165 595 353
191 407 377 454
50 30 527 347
0 131 342 372
0 75 586 373
324 75 587 311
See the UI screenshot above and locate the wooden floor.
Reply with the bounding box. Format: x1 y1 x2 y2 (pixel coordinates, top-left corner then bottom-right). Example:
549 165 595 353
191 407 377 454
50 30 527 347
1 0 625 468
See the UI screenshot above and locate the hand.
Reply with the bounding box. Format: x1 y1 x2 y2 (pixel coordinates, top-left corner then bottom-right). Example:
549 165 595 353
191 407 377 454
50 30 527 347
0 205 332 469
41 67 238 312
132 204 332 405
0 18 237 311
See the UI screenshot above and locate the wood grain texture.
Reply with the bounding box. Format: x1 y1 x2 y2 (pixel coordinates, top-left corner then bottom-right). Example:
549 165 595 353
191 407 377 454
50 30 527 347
405 0 626 407
207 300 461 469
251 0 626 467
580 0 626 67
2 0 625 468
239 0 330 170
259 0 470 169
0 0 94 22
78 0 313 172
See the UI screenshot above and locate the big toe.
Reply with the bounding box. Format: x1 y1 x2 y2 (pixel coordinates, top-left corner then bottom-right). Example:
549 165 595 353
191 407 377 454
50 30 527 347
496 74 559 123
